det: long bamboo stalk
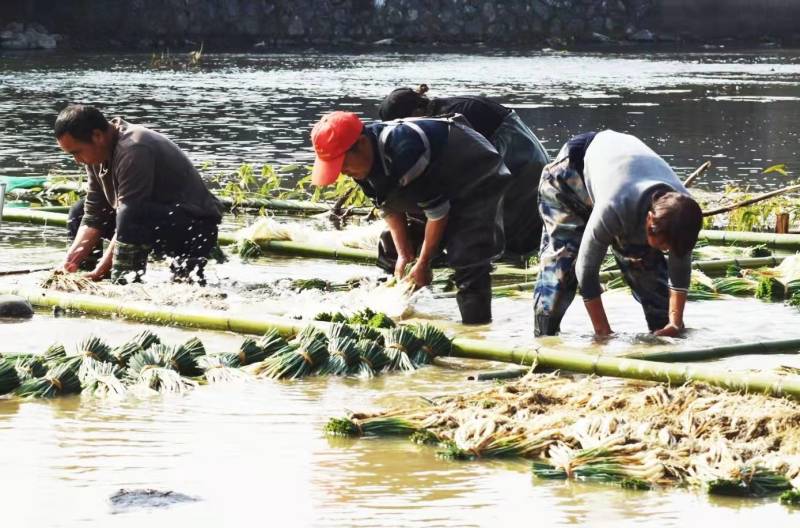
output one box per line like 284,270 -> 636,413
6,286 -> 800,400
437,256 -> 785,299
448,338 -> 800,399
217,195 -> 371,215
2,209 -> 377,263
703,183 -> 800,217
0,208 -> 69,227
1,286 -> 309,338
699,230 -> 800,250
622,338 -> 800,363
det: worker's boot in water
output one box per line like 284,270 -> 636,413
170,257 -> 207,286
111,242 -> 150,285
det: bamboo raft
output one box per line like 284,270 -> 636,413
4,285 -> 800,400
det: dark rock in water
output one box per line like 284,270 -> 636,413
109,489 -> 199,513
0,295 -> 34,319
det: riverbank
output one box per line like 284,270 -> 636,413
2,0 -> 800,52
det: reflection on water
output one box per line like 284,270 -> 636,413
1,49 -> 799,192
3,48 -> 800,527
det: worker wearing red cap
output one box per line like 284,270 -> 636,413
310,111 -> 513,325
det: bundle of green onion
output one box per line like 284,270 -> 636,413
256,327 -> 329,380
356,340 -> 391,378
319,324 -> 360,376
0,360 -> 21,395
14,355 -> 47,381
79,358 -> 126,397
707,465 -> 793,497
16,363 -> 82,398
324,414 -> 422,438
383,327 -> 421,371
755,275 -> 785,302
712,276 -> 757,297
409,323 -> 451,365
125,349 -> 196,393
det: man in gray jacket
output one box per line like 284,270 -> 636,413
55,105 -> 223,284
533,130 -> 703,338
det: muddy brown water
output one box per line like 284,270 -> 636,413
2,49 -> 800,526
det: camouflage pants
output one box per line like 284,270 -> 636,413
533,149 -> 669,336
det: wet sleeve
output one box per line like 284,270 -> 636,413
80,167 -> 114,229
667,252 -> 691,292
115,145 -> 155,206
575,207 -> 620,300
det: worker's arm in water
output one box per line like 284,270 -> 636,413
85,235 -> 116,281
384,211 -> 415,277
653,289 -> 687,337
63,224 -> 102,272
576,208 -> 620,337
584,296 -> 613,336
410,214 -> 448,288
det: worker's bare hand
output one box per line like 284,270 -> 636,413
83,268 -> 108,282
408,260 -> 433,289
653,323 -> 684,337
62,261 -> 79,273
395,254 -> 413,278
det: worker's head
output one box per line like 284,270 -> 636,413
645,191 -> 703,257
54,105 -> 113,165
378,84 -> 430,121
311,111 -> 373,185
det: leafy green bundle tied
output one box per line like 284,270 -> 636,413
16,363 -> 81,398
0,360 -> 21,395
707,466 -> 793,497
256,327 -> 329,380
409,323 -> 451,365
383,327 -> 422,371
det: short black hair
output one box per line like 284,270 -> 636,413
54,105 -> 109,142
649,191 -> 703,257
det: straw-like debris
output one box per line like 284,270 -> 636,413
325,372 -> 800,501
41,269 -> 103,294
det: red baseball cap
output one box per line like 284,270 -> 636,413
310,111 -> 364,186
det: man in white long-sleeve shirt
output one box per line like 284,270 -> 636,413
533,130 -> 703,338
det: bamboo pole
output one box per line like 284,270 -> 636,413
6,286 -> 800,400
684,161 -> 711,188
0,208 -> 69,227
448,338 -> 800,400
1,286 -> 310,338
699,230 -> 800,250
2,209 -> 377,264
703,183 -> 800,217
466,367 -> 531,381
436,256 -> 785,299
622,338 -> 800,363
0,266 -> 52,277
